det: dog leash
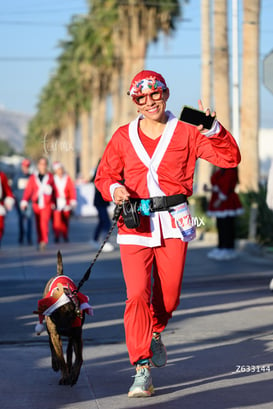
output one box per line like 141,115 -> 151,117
76,204 -> 123,292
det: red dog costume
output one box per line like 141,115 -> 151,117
35,275 -> 93,334
95,70 -> 241,365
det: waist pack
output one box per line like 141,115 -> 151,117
120,194 -> 187,229
122,200 -> 140,229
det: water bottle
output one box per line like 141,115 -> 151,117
169,202 -> 196,242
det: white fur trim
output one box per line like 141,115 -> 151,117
43,293 -> 71,316
117,111 -> 184,247
35,323 -> 45,335
4,196 -> 15,210
202,120 -> 220,136
80,302 -> 94,316
110,183 -> 123,201
0,204 -> 6,216
218,192 -> 227,201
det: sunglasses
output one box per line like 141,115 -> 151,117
132,89 -> 164,106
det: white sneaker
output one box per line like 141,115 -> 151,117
207,248 -> 222,259
102,242 -> 114,252
214,249 -> 238,260
128,365 -> 154,398
269,278 -> 273,292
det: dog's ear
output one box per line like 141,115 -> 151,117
52,283 -> 64,299
57,251 -> 63,276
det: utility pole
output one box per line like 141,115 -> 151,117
196,0 -> 213,196
232,0 -> 240,144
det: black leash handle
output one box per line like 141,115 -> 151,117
76,205 -> 123,292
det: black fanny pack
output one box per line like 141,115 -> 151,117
121,194 -> 187,229
122,200 -> 140,229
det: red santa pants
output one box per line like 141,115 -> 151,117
120,237 -> 188,365
32,204 -> 52,244
52,210 -> 70,239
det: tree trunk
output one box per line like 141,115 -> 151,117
90,72 -> 107,170
60,118 -> 76,180
119,4 -> 147,125
110,68 -> 122,135
239,0 -> 260,192
196,0 -> 213,195
79,109 -> 91,181
57,127 -> 67,170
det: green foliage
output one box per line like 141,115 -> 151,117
189,195 -> 216,232
236,186 -> 273,245
190,189 -> 273,246
26,0 -> 183,155
0,140 -> 15,156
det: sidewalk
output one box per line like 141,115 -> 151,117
1,212 -> 273,409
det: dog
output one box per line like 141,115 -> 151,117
34,251 -> 93,386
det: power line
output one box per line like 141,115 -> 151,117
0,20 -> 65,27
0,55 -> 201,62
0,53 -> 269,62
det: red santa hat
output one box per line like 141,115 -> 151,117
22,158 -> 31,168
52,161 -> 63,171
128,70 -> 168,96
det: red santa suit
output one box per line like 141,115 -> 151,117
21,172 -> 55,245
95,111 -> 241,365
207,167 -> 243,251
0,172 -> 15,241
207,167 -> 243,217
53,172 -> 77,241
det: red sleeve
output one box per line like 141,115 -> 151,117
22,175 -> 35,202
49,173 -> 57,205
67,176 -> 77,201
95,127 -> 127,201
1,172 -> 14,198
195,124 -> 241,168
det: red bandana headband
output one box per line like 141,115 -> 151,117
129,70 -> 168,96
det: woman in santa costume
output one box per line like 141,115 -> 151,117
95,70 -> 241,397
21,157 -> 56,251
205,167 -> 244,260
0,171 -> 15,245
52,162 -> 77,243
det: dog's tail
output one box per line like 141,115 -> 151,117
57,250 -> 64,276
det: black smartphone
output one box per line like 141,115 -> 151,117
180,106 -> 215,129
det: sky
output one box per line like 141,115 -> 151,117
1,0 -> 273,129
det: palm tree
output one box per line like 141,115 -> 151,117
239,0 -> 261,192
26,0 -> 183,177
60,15 -> 94,180
113,0 -> 181,125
